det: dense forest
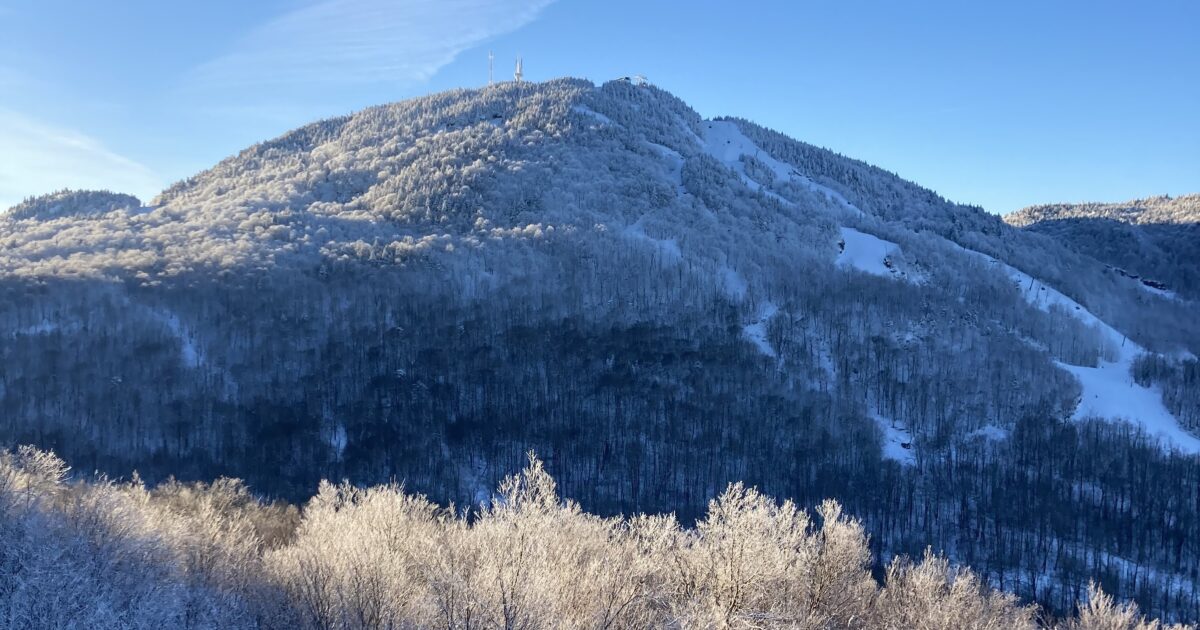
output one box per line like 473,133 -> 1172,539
0,446 -> 1190,629
1,78 -> 1198,622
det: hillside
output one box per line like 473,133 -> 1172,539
4,189 -> 143,221
2,78 -> 1199,620
1007,194 -> 1200,227
1006,195 -> 1200,300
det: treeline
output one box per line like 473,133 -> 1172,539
1,446 -> 1188,629
1135,355 -> 1200,433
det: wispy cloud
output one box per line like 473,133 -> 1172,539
0,109 -> 162,210
188,0 -> 556,90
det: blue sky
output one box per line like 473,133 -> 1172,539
1,0 -> 1197,214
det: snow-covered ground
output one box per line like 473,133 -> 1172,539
1138,281 -> 1180,301
623,220 -> 681,262
836,227 -> 902,279
872,413 -> 916,465
156,309 -> 203,368
684,114 -> 1197,458
718,265 -> 748,302
953,244 -> 1123,349
954,243 -> 1200,455
645,142 -> 686,198
742,301 -> 778,359
572,105 -> 613,125
1058,359 -> 1200,454
698,120 -> 864,217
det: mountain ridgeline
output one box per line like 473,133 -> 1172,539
1006,194 -> 1200,301
2,78 -> 1199,621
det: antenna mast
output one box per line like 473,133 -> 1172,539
514,57 -> 523,83
488,51 -> 494,86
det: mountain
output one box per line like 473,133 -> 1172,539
4,189 -> 143,221
1008,194 -> 1200,227
1006,194 -> 1200,300
2,78 -> 1199,620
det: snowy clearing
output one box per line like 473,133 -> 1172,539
718,265 -> 747,302
872,413 -> 915,465
836,227 -> 903,279
742,301 -> 778,358
1059,359 -> 1200,454
623,221 -> 681,262
572,105 -> 613,125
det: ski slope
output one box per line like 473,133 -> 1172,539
836,227 -> 901,279
698,120 -> 865,217
1058,359 -> 1200,454
955,243 -> 1200,455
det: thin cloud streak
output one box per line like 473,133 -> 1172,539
0,109 -> 162,211
188,0 -> 557,90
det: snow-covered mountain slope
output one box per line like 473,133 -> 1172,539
1007,194 -> 1200,227
4,189 -> 142,221
1005,195 -> 1200,301
2,76 -> 1195,466
2,78 -> 1199,620
699,119 -> 863,218
836,227 -> 916,281
948,241 -> 1199,453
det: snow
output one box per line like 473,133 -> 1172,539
572,105 -> 613,125
11,319 -> 64,337
158,310 -> 201,368
952,242 -> 1200,455
836,227 -> 901,279
968,425 -> 1009,441
697,120 -> 865,217
813,335 -> 837,388
1139,282 -> 1180,301
742,301 -> 778,358
953,244 -> 1126,352
1058,359 -> 1200,454
872,413 -> 915,465
624,220 -> 681,261
646,142 -> 686,198
718,265 -> 747,302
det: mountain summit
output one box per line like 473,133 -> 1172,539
2,78 -> 1199,619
